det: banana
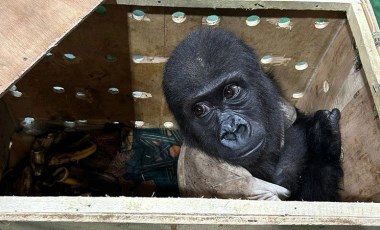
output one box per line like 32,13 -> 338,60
49,142 -> 97,165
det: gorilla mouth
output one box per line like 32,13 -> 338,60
233,137 -> 266,159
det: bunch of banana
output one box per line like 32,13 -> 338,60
49,142 -> 97,165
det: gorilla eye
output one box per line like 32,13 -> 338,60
223,84 -> 240,99
192,103 -> 209,117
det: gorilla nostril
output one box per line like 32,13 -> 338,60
223,132 -> 236,141
236,124 -> 247,134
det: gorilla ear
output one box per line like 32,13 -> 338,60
279,97 -> 297,130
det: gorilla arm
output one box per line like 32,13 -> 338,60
178,143 -> 290,200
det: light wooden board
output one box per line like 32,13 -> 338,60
0,197 -> 379,226
1,222 -> 379,230
0,0 -> 103,98
347,3 -> 380,116
117,0 -> 356,11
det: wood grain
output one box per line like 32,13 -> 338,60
4,7 -> 346,128
0,197 -> 379,225
0,0 -> 103,97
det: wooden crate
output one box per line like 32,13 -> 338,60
0,0 -> 379,228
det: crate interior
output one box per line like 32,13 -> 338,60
0,4 -> 379,201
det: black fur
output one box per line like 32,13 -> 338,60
163,28 -> 343,201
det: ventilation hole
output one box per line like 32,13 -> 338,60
292,92 -> 304,99
10,85 -> 17,91
132,91 -> 152,99
246,15 -> 260,26
64,53 -> 76,60
95,5 -> 106,14
45,52 -> 53,57
132,10 -> 145,21
52,86 -> 65,94
22,117 -> 35,126
172,11 -> 186,23
105,54 -> 117,62
77,120 -> 88,125
206,15 -> 220,25
323,81 -> 330,93
260,55 -> 273,64
64,121 -> 76,128
163,121 -> 174,129
315,18 -> 329,29
76,92 -> 87,99
295,61 -> 308,70
132,55 -> 144,63
11,90 -> 22,97
135,121 -> 145,127
278,17 -> 290,27
108,87 -> 120,94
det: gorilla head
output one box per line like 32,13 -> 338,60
163,28 -> 284,167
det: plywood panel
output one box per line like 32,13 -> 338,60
339,85 -> 380,202
4,5 -> 136,125
0,0 -> 103,97
5,6 -> 346,128
296,22 -> 356,111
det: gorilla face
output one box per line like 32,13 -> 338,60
163,28 -> 283,165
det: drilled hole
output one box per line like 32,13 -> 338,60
132,55 -> 144,63
95,5 -> 106,14
52,86 -> 65,94
11,90 -> 22,97
163,121 -> 174,128
64,53 -> 76,60
135,121 -> 145,127
22,117 -> 35,126
64,121 -> 76,128
108,87 -> 120,94
295,61 -> 308,71
77,120 -> 88,125
260,55 -> 273,64
246,15 -> 260,26
172,11 -> 186,23
132,10 -> 145,21
76,92 -> 87,99
206,15 -> 220,25
105,54 -> 117,62
132,91 -> 152,99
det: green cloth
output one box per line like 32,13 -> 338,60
371,0 -> 380,26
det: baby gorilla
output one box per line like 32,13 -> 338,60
163,28 -> 343,201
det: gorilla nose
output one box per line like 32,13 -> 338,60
220,115 -> 249,146
222,124 -> 246,141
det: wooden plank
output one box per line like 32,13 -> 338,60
0,197 -> 379,226
1,222 -> 379,230
0,0 -> 103,97
296,22 -> 356,111
339,84 -> 380,202
347,3 -> 380,116
117,0 -> 356,11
